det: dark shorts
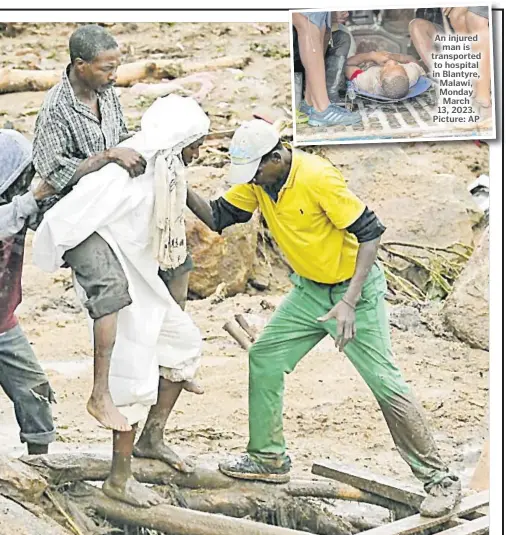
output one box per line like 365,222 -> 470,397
158,253 -> 194,285
63,232 -> 193,320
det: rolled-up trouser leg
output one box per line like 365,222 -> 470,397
63,232 -> 132,320
323,265 -> 453,489
0,324 -> 56,445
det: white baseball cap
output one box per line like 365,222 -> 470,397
227,120 -> 280,185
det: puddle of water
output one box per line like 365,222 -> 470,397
42,358 -> 91,378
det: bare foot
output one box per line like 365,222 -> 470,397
182,380 -> 204,395
133,439 -> 196,473
87,393 -> 131,432
103,476 -> 165,507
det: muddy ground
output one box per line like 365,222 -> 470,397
0,22 -> 488,498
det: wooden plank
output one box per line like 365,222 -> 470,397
438,516 -> 489,535
312,460 -> 426,508
358,491 -> 489,535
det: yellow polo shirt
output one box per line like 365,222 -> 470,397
223,149 -> 365,284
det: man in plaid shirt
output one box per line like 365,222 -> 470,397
33,25 -> 147,439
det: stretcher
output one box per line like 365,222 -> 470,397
346,75 -> 433,107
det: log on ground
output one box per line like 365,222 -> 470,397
0,57 -> 252,94
70,481 -> 337,535
21,452 -> 413,514
20,454 -> 407,534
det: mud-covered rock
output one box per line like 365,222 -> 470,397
0,455 -> 47,502
443,228 -> 489,350
186,166 -> 259,298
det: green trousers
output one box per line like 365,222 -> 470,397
247,264 -> 451,489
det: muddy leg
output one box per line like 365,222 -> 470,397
27,444 -> 49,454
87,313 -> 131,432
63,233 -> 132,432
166,271 -> 204,396
103,425 -> 165,507
134,378 -> 195,472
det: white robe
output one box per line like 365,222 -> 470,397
32,96 -> 205,424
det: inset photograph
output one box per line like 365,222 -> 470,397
291,7 -> 495,144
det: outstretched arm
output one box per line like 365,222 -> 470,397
187,184 -> 254,233
187,185 -> 217,231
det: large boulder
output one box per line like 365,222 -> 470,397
443,228 -> 489,350
186,166 -> 259,298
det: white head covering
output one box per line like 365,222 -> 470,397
0,129 -> 32,196
148,95 -> 210,270
141,94 -> 210,154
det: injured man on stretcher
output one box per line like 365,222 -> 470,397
345,51 -> 425,99
33,95 -> 210,507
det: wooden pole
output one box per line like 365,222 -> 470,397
73,482 -> 314,535
234,314 -> 257,341
223,320 -> 252,350
0,57 -> 252,94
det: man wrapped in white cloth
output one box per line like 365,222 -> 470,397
33,94 -> 210,508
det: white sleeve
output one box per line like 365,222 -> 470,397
0,192 -> 38,240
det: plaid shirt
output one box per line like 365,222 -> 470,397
33,66 -> 128,192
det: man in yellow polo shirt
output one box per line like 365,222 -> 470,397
186,120 -> 461,518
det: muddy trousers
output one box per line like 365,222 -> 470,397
247,264 -> 453,490
0,324 -> 56,445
